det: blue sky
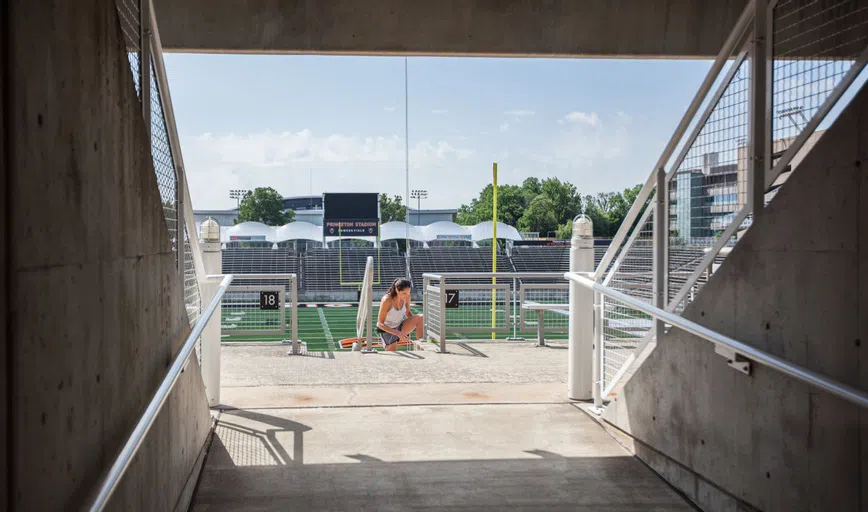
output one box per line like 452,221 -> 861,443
164,54 -> 719,210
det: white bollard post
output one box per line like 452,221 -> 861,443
200,219 -> 222,407
568,216 -> 594,400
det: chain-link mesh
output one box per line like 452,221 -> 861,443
115,0 -> 142,97
148,62 -> 179,260
605,205 -> 655,302
183,230 -> 202,325
600,296 -> 653,395
667,56 -> 749,312
772,0 -> 868,155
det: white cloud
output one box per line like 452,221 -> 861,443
184,129 -> 474,210
504,109 -> 535,117
384,106 -> 396,112
431,109 -> 448,115
564,111 -> 600,126
499,123 -> 510,132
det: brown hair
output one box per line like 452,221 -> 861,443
387,278 -> 412,298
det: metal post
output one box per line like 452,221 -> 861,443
568,217 -> 594,400
654,168 -> 667,341
291,276 -> 299,354
749,0 -> 769,218
139,0 -> 151,132
423,276 -> 430,340
201,232 -> 222,406
592,292 -> 603,409
439,277 -> 447,352
536,310 -> 546,347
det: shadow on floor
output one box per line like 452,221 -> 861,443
192,410 -> 692,511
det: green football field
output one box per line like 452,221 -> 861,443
221,304 -> 568,351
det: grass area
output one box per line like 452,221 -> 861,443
221,304 -> 567,351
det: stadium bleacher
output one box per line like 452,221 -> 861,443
409,247 -> 511,289
300,248 -> 406,297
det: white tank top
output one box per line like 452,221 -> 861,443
383,297 -> 406,328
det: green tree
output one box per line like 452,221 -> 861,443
236,187 -> 294,226
379,194 -> 407,223
556,220 -> 573,240
456,184 -> 527,227
518,195 -> 558,234
540,178 -> 582,225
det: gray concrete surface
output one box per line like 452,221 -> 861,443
154,0 -> 749,58
603,83 -> 868,510
221,341 -> 568,388
193,403 -> 694,511
7,0 -> 211,509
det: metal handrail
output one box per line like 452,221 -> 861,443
85,274 -> 235,512
566,271 -> 868,409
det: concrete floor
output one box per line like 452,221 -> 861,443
194,343 -> 692,511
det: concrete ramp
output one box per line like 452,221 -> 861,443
192,400 -> 692,511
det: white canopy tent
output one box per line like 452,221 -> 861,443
470,221 -> 523,242
274,221 -> 323,243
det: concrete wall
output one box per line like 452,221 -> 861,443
153,0 -> 749,58
8,1 -> 211,510
1,2 -> 8,509
603,82 -> 868,511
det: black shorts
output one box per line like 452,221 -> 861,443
379,322 -> 406,346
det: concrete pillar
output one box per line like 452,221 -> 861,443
200,219 -> 222,406
568,216 -> 594,400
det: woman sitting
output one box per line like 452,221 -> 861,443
376,278 -> 424,351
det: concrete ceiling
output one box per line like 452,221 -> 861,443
153,0 -> 751,58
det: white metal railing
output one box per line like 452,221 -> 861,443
567,272 -> 868,410
219,273 -> 301,354
590,0 -> 868,398
422,272 -> 568,351
85,275 -> 234,512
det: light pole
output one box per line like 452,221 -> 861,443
229,189 -> 249,208
410,189 -> 428,226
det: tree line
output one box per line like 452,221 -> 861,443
455,177 -> 642,239
233,182 -> 642,240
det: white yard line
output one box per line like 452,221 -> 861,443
318,307 -> 337,351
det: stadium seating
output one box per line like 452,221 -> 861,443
300,248 -> 406,296
408,247 -> 511,288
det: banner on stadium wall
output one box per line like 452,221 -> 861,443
435,234 -> 472,241
229,235 -> 267,241
323,193 -> 379,237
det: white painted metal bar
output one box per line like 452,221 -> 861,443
653,168 -> 667,342
749,0 -> 769,218
422,272 -> 563,280
86,275 -> 234,512
592,292 -> 603,408
566,272 -> 868,409
594,2 -> 755,281
765,43 -> 868,189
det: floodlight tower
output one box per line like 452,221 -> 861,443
410,189 -> 428,226
229,189 -> 249,208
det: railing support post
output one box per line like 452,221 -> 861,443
423,275 -> 430,340
592,292 -> 603,408
439,277 -> 447,353
568,217 -> 595,400
749,0 -> 769,218
654,168 -> 668,340
201,235 -> 222,406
